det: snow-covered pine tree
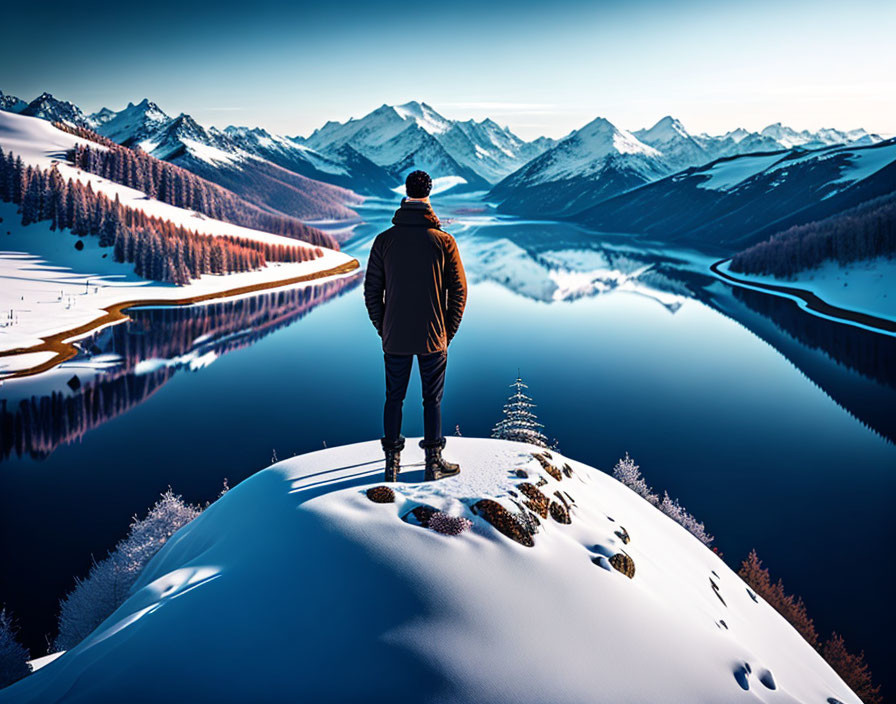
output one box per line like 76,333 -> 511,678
491,375 -> 548,447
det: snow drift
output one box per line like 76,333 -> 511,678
0,438 -> 859,703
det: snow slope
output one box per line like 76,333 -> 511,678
0,438 -> 859,703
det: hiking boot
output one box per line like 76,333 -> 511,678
382,436 -> 405,482
422,441 -> 460,481
384,447 -> 401,482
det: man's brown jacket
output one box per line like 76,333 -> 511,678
364,199 -> 467,355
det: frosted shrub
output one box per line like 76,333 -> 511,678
612,453 -> 658,505
428,512 -> 472,536
55,490 -> 201,651
612,454 -> 713,546
658,492 -> 714,546
0,609 -> 30,688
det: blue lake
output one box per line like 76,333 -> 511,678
1,194 -> 894,693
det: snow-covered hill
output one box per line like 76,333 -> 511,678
0,438 -> 859,703
0,111 -> 357,374
577,138 -> 896,247
302,101 -> 553,189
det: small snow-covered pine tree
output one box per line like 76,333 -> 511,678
491,375 -> 548,447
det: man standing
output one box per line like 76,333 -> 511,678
364,170 -> 467,482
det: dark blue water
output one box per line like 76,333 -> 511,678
1,194 -> 894,694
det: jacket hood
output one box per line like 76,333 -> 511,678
392,198 -> 441,228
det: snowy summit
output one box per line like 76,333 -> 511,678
1,438 -> 859,703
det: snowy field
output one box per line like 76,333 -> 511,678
719,257 -> 896,323
1,438 -> 859,703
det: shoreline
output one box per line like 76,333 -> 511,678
0,258 -> 360,380
709,258 -> 896,336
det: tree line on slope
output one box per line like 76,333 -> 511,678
612,450 -> 882,701
0,147 -> 324,285
739,550 -> 882,703
729,191 -> 896,278
57,122 -> 338,250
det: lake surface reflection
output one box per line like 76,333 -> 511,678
1,194 -> 893,693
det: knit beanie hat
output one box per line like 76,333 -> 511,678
405,170 -> 432,198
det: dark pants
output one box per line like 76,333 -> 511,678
383,350 -> 447,450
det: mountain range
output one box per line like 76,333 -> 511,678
1,89 -> 889,236
488,115 -> 885,218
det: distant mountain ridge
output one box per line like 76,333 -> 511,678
488,114 -> 886,218
1,89 -> 888,223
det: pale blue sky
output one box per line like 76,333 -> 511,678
3,0 -> 894,140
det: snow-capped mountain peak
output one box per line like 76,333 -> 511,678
393,100 -> 453,135
302,101 -> 553,188
574,117 -> 660,158
0,90 -> 28,114
760,122 -> 812,149
20,92 -> 90,128
93,98 -> 171,146
722,127 -> 751,143
636,115 -> 690,144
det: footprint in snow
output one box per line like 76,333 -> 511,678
592,555 -> 612,571
588,543 -> 615,558
710,577 -> 727,607
733,663 -> 750,690
758,668 -> 776,690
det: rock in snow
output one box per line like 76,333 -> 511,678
0,438 -> 859,703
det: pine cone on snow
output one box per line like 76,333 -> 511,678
518,483 -> 551,518
533,453 -> 564,481
609,552 -> 636,578
366,486 -> 395,504
549,500 -> 571,524
472,499 -> 535,547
